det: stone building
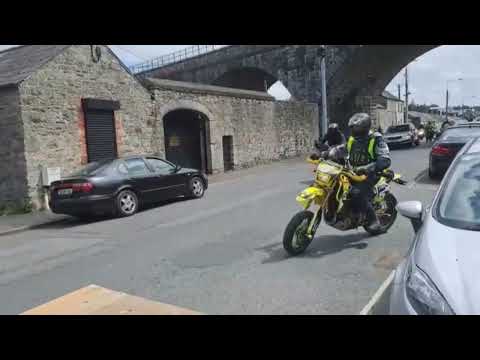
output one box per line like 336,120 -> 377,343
372,91 -> 405,130
0,45 -> 318,211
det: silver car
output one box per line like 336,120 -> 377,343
384,124 -> 419,147
390,137 -> 480,315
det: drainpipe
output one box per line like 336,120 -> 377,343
319,45 -> 328,137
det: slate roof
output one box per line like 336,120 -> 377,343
382,90 -> 403,102
0,45 -> 71,88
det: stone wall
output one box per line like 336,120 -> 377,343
148,79 -> 318,173
273,101 -> 319,159
19,45 -> 157,209
14,47 -> 318,210
0,86 -> 29,208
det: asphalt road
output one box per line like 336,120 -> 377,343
0,143 -> 439,314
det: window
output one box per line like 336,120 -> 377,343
435,155 -> 480,230
117,162 -> 129,175
124,158 -> 150,177
146,158 -> 176,175
69,160 -> 112,177
386,125 -> 410,133
439,128 -> 480,142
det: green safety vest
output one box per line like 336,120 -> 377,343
346,136 -> 376,161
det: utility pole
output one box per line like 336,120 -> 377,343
320,45 -> 328,137
404,67 -> 409,124
445,87 -> 449,122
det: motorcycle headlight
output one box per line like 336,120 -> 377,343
406,262 -> 454,315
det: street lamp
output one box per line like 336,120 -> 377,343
446,78 -> 463,122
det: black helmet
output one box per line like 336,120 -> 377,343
348,113 -> 371,138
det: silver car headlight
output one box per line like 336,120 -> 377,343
406,263 -> 454,315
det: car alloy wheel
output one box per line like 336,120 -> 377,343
190,178 -> 205,198
117,190 -> 138,217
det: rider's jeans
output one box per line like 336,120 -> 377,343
350,175 -> 378,217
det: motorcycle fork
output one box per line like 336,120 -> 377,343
306,207 -> 322,239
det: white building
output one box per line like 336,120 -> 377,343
372,91 -> 405,130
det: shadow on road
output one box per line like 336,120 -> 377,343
389,141 -> 430,151
38,197 -> 189,230
257,232 -> 370,264
414,169 -> 442,186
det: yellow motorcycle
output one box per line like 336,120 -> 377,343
283,146 -> 406,256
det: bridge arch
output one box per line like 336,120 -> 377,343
327,45 -> 441,130
211,66 -> 293,99
140,45 -> 445,131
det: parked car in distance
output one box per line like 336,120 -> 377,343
429,123 -> 480,179
384,123 -> 419,148
49,156 -> 208,218
391,137 -> 480,315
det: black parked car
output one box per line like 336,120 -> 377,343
49,156 -> 208,218
429,124 -> 480,179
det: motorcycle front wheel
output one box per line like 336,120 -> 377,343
283,211 -> 315,256
364,193 -> 397,236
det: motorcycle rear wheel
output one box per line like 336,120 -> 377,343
283,211 -> 315,256
364,193 -> 397,236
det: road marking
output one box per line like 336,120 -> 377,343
360,270 -> 395,315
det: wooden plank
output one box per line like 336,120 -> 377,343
22,285 -> 203,315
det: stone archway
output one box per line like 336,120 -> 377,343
158,101 -> 217,174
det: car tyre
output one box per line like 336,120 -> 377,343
115,189 -> 139,217
188,177 -> 205,199
428,167 -> 438,180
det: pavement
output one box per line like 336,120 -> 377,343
0,212 -> 68,237
0,144 -> 440,315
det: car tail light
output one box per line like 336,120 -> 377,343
431,145 -> 452,156
72,183 -> 94,193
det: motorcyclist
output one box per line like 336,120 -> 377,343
315,123 -> 346,151
345,113 -> 391,232
425,120 -> 436,143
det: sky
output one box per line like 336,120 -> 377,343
1,45 -> 479,105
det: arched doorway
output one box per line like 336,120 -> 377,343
163,109 -> 211,174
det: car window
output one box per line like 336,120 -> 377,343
439,127 -> 480,142
117,161 -> 129,175
435,155 -> 480,230
69,160 -> 112,177
147,158 -> 176,175
387,125 -> 410,133
124,158 -> 150,177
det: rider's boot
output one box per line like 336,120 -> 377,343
366,204 -> 382,232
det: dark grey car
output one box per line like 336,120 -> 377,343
49,156 -> 208,218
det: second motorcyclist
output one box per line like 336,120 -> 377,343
314,123 -> 346,152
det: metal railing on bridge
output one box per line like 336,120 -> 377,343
130,45 -> 229,74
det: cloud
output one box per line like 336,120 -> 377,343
387,45 -> 480,106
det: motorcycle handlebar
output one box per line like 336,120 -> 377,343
306,158 -> 406,185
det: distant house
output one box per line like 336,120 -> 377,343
372,91 -> 405,130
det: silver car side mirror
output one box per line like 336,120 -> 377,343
397,201 -> 423,233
